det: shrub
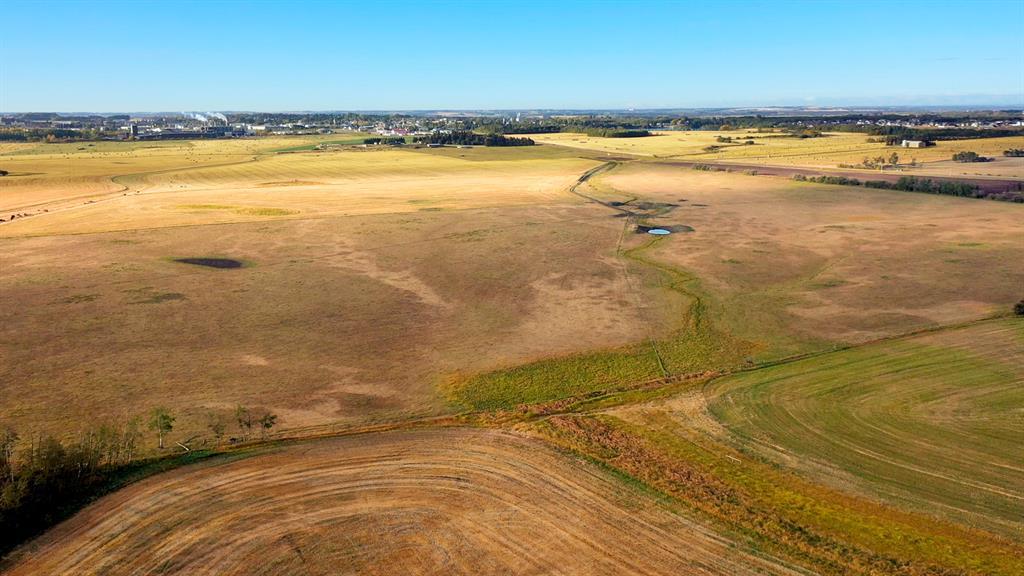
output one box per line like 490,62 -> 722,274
952,151 -> 990,163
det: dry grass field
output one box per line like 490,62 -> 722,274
0,138 -> 318,213
598,162 -> 1023,348
0,147 -> 595,236
526,131 -> 1024,172
0,142 -> 654,441
1,429 -> 799,576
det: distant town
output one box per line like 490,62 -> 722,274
0,108 -> 1021,143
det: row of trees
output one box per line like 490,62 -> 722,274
363,137 -> 406,146
1,405 -> 278,556
0,129 -> 118,142
413,131 -> 535,147
571,127 -> 650,138
1002,148 -> 1023,157
794,173 -> 1022,202
851,153 -> 906,169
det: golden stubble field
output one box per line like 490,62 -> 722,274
0,138 -> 313,213
2,428 -> 800,576
526,130 -> 1024,176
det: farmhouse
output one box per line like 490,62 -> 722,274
901,140 -> 926,148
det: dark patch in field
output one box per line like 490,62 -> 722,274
57,294 -> 99,304
635,224 -> 695,234
174,258 -> 244,269
132,292 -> 186,304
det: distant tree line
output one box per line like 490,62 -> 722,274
873,126 -> 1023,143
0,405 -> 278,556
1003,148 -> 1024,157
413,132 -> 535,146
363,137 -> 406,145
570,127 -> 651,138
0,129 -> 115,142
793,174 -> 1023,202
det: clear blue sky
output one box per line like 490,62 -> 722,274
2,0 -> 1022,112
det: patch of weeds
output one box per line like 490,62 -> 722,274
177,204 -> 236,211
124,287 -> 186,304
234,207 -> 297,217
444,229 -> 489,242
134,292 -> 185,304
58,293 -> 99,304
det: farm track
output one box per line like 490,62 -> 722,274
2,429 -> 800,576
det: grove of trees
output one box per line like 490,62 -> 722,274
952,151 -> 990,163
413,131 -> 535,147
1,405 -> 279,556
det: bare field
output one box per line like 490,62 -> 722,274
1,428 -> 798,576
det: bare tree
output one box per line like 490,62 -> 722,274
208,413 -> 226,445
235,405 -> 253,441
1,427 -> 18,483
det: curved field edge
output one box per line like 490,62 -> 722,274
529,411 -> 1024,576
1,428 -> 799,576
705,317 -> 1024,538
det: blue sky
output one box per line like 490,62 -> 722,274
2,0 -> 1022,112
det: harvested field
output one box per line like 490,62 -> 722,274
528,131 -> 1024,170
0,147 -> 595,237
1,429 -> 798,576
0,138 -> 312,214
707,318 -> 1024,538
